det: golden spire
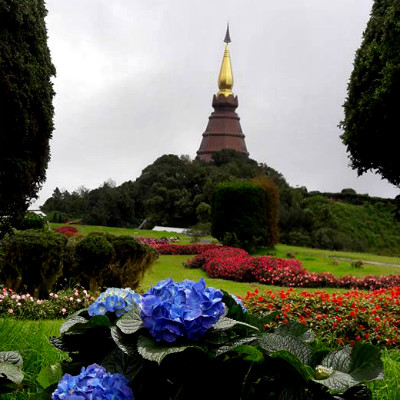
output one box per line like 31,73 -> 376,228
218,24 -> 234,97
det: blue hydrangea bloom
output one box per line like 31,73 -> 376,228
140,278 -> 226,342
52,364 -> 134,399
230,293 -> 248,313
89,288 -> 141,318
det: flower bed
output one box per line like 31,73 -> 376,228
136,236 -> 170,245
0,286 -> 93,319
53,226 -> 79,237
244,287 -> 400,348
185,246 -> 400,290
151,243 -> 220,255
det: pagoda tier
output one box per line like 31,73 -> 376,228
196,93 -> 249,162
196,25 -> 249,162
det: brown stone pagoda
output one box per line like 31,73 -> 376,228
196,25 -> 249,162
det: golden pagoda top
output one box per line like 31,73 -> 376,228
217,24 -> 234,97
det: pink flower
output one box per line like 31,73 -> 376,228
8,309 -> 14,314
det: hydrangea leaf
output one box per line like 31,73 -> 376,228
270,350 -> 314,381
274,321 -> 315,343
212,316 -> 259,332
116,308 -> 143,335
321,346 -> 352,373
259,333 -> 311,364
314,370 -> 357,392
234,345 -> 264,363
0,363 -> 24,385
36,363 -> 63,389
110,327 -> 138,356
215,336 -> 258,356
59,315 -> 88,335
137,335 -> 201,365
0,351 -> 23,369
61,315 -> 110,335
349,343 -> 383,382
101,348 -> 143,381
316,344 -> 383,393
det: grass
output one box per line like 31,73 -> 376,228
0,318 -> 65,399
139,255 -> 273,297
255,244 -> 400,277
368,349 -> 400,399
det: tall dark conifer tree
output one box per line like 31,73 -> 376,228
0,0 -> 55,235
340,0 -> 400,188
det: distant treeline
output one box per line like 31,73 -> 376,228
41,151 -> 400,255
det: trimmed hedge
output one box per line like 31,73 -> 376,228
211,181 -> 272,252
62,232 -> 158,291
0,230 -> 67,298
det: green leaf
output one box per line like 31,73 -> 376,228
59,315 -> 88,335
0,351 -> 23,369
275,321 -> 315,343
101,348 -> 143,381
315,344 -> 383,393
110,327 -> 138,356
62,315 -> 110,335
215,336 -> 258,356
116,308 -> 143,335
0,363 -> 24,385
36,363 -> 63,389
137,335 -> 201,365
234,345 -> 264,363
271,350 -> 314,381
322,346 -> 352,373
259,333 -> 311,364
315,370 -> 357,393
349,343 -> 383,383
212,316 -> 259,332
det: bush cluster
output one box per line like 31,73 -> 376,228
0,231 -> 158,297
0,230 -> 67,298
185,246 -> 400,290
244,287 -> 400,349
62,232 -> 158,292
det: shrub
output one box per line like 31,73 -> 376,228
106,235 -> 158,289
63,233 -> 158,292
211,181 -> 269,252
74,233 -> 115,290
0,230 -> 66,298
251,176 -> 280,247
14,211 -> 47,230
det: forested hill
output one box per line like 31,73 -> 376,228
41,151 -> 400,255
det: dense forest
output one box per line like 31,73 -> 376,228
41,151 -> 400,255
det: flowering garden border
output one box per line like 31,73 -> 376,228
184,246 -> 400,291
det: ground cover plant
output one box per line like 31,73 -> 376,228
244,287 -> 400,349
0,286 -> 94,319
35,279 -> 383,399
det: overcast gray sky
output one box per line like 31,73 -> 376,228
33,0 -> 399,207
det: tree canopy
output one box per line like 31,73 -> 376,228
0,0 -> 55,234
340,0 -> 400,187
